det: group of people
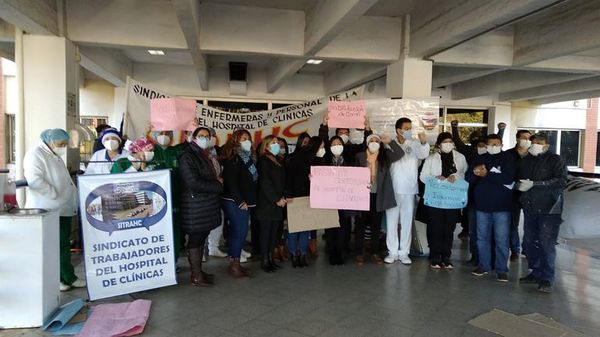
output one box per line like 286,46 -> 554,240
23,114 -> 567,293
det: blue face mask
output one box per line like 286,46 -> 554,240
269,143 -> 281,156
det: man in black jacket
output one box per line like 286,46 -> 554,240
517,133 -> 567,293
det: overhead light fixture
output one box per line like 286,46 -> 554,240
148,50 -> 165,55
306,59 -> 323,65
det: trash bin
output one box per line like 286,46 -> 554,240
0,208 -> 60,328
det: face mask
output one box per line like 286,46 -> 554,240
339,134 -> 349,144
368,142 -> 380,153
528,144 -> 546,156
104,139 -> 120,151
316,148 -> 326,158
487,145 -> 501,155
519,139 -> 532,149
477,147 -> 487,155
331,145 -> 344,156
441,143 -> 454,153
144,151 -> 154,161
240,140 -> 252,152
402,130 -> 413,140
195,137 -> 209,149
54,146 -> 67,156
157,135 -> 171,146
185,134 -> 193,143
269,143 -> 281,156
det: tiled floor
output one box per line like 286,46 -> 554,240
3,237 -> 600,337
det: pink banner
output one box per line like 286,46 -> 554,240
150,98 -> 196,131
310,166 -> 370,211
327,100 -> 366,129
77,300 -> 151,337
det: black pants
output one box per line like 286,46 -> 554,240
260,220 -> 279,258
251,208 -> 260,255
426,206 -> 460,263
186,230 -> 210,249
326,212 -> 351,260
355,193 -> 382,255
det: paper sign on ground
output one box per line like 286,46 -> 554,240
78,170 -> 176,300
310,166 -> 370,211
150,98 -> 196,131
328,100 -> 366,128
287,197 -> 340,233
423,177 -> 469,209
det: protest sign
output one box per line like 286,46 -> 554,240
287,197 -> 340,233
423,177 -> 469,209
328,100 -> 366,129
310,166 -> 370,211
150,98 -> 196,131
78,170 -> 176,300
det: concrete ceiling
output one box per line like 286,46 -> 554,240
1,0 -> 600,104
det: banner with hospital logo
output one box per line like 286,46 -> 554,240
78,170 -> 176,300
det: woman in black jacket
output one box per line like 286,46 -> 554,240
220,129 -> 257,278
256,135 -> 288,272
178,127 -> 223,287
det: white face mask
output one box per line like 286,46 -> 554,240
528,143 -> 546,156
195,137 -> 209,149
316,148 -> 326,158
402,129 -> 413,140
441,143 -> 454,153
368,142 -> 380,153
331,145 -> 344,156
518,139 -> 532,149
339,134 -> 349,144
157,135 -> 171,146
240,140 -> 252,152
487,145 -> 502,155
477,147 -> 487,155
144,151 -> 154,161
54,146 -> 67,156
103,139 -> 120,151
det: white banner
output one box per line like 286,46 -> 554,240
125,78 -> 439,146
78,170 -> 176,300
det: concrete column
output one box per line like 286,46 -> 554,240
582,97 -> 598,172
0,60 -> 4,167
385,58 -> 432,98
23,35 -> 79,172
488,103 -> 513,149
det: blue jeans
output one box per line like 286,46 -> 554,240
523,214 -> 562,283
476,211 -> 510,273
223,200 -> 250,259
288,231 -> 309,255
510,205 -> 521,254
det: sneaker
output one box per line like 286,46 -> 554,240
538,280 -> 553,293
240,255 -> 248,263
60,282 -> 71,292
443,262 -> 454,270
241,250 -> 252,258
519,273 -> 540,284
471,267 -> 488,276
384,254 -> 397,264
510,252 -> 519,262
71,279 -> 87,288
497,273 -> 509,282
209,248 -> 228,258
430,262 -> 443,269
399,255 -> 412,265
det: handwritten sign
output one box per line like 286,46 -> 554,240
328,100 -> 366,129
150,98 -> 196,131
423,177 -> 469,209
287,197 -> 340,233
310,166 -> 370,211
